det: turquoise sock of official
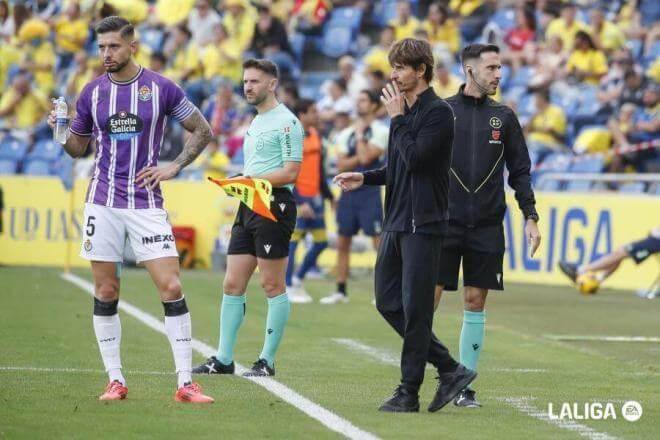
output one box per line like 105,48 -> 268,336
216,294 -> 246,365
459,310 -> 486,388
259,292 -> 290,368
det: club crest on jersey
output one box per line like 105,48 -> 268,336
84,239 -> 93,252
106,111 -> 143,140
489,117 -> 502,129
138,85 -> 152,102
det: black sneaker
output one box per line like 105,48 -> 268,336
428,364 -> 477,412
242,358 -> 275,377
378,385 -> 420,413
558,262 -> 578,283
192,356 -> 235,374
454,388 -> 482,408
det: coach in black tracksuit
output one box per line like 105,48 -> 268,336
433,44 -> 541,408
334,38 -> 476,413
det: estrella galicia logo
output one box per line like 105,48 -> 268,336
105,111 -> 143,140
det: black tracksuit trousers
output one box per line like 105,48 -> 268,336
374,231 -> 458,392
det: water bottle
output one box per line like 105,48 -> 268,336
53,97 -> 69,144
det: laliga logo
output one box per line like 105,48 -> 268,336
547,401 -> 642,422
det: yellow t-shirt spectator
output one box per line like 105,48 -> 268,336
0,87 -> 50,129
106,0 -> 148,24
22,41 -> 56,95
156,0 -> 195,26
222,10 -> 256,51
201,41 -> 242,84
422,19 -> 460,54
195,149 -> 230,180
432,74 -> 461,98
0,45 -> 21,99
566,49 -> 608,85
545,18 -> 589,51
363,46 -> 391,75
647,57 -> 660,83
165,44 -> 202,83
449,0 -> 483,17
528,104 -> 567,147
53,17 -> 89,53
388,17 -> 420,41
593,21 -> 626,52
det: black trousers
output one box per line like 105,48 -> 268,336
375,231 -> 458,392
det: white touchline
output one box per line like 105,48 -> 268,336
332,338 -> 548,373
61,273 -> 379,440
502,398 -> 618,440
546,335 -> 660,343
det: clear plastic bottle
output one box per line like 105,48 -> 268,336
53,97 -> 69,144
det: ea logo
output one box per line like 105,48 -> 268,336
621,401 -> 642,422
489,117 -> 502,129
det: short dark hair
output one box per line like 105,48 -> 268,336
332,77 -> 347,92
95,16 -> 134,39
388,38 -> 434,83
243,58 -> 279,78
575,30 -> 596,49
534,88 -> 550,102
461,44 -> 500,66
360,89 -> 381,106
294,98 -> 316,116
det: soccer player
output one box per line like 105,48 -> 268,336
335,38 -> 475,413
194,59 -> 303,377
559,226 -> 660,298
435,44 -> 541,408
285,99 -> 333,304
47,16 -> 214,403
320,90 -> 388,305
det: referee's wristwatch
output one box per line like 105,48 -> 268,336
526,213 -> 539,223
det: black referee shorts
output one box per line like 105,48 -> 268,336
436,222 -> 505,291
228,188 -> 297,259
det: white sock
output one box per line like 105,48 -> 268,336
164,307 -> 193,389
93,314 -> 125,385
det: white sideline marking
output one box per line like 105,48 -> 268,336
61,273 -> 379,440
332,338 -> 548,373
0,366 -> 170,376
546,335 -> 660,343
502,398 -> 618,440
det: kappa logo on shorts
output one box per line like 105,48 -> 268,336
279,203 -> 286,212
635,250 -> 649,260
84,239 -> 93,252
163,243 -> 171,250
263,244 -> 272,254
496,273 -> 502,284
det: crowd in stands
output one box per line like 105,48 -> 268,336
0,0 -> 658,193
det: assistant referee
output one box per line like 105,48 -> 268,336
334,38 -> 476,413
435,44 -> 541,408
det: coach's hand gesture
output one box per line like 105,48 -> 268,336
380,82 -> 404,118
333,172 -> 364,192
525,219 -> 541,257
136,163 -> 181,190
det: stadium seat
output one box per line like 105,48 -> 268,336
489,8 -> 516,32
509,66 -> 534,88
140,28 -> 166,52
565,157 -> 604,192
52,155 -> 74,190
0,137 -> 29,161
28,140 -> 62,161
320,26 -> 353,58
23,159 -> 51,176
0,158 -> 18,175
326,7 -> 363,30
299,71 -> 334,101
618,182 -> 646,193
534,153 -> 572,191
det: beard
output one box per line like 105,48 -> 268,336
105,57 -> 130,73
246,92 -> 266,106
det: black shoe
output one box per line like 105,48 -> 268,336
558,262 -> 578,283
192,356 -> 235,374
428,364 -> 477,412
378,385 -> 420,413
454,388 -> 482,408
242,358 -> 275,377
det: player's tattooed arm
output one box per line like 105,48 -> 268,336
174,108 -> 213,170
137,107 -> 212,190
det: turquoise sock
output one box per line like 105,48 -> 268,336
217,294 -> 246,365
459,310 -> 486,387
259,293 -> 290,368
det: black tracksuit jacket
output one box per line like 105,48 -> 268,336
362,87 -> 454,233
445,86 -> 538,227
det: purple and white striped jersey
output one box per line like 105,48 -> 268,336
70,67 -> 194,209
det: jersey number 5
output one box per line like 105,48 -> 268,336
86,216 -> 96,236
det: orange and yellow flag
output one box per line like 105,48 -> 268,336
208,177 -> 277,222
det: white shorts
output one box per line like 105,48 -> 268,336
80,203 -> 179,263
